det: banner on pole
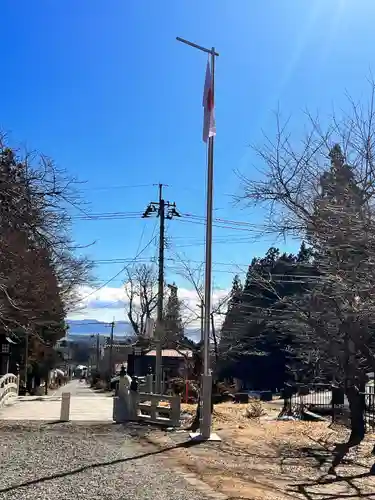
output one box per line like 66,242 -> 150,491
202,60 -> 216,143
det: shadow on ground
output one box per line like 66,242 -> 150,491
278,437 -> 375,499
0,428 -> 202,495
170,430 -> 375,500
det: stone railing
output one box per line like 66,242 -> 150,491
0,373 -> 18,408
137,393 -> 180,427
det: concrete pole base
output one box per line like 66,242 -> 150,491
200,373 -> 212,439
189,431 -> 221,441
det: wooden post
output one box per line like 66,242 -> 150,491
60,392 -> 71,422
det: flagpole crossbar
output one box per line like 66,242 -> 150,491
176,37 -> 219,57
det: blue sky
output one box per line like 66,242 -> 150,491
2,0 -> 375,321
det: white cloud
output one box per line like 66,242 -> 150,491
67,285 -> 229,328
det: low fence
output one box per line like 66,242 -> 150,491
137,393 -> 180,427
0,373 -> 18,408
280,383 -> 375,433
282,384 -> 349,426
364,386 -> 375,432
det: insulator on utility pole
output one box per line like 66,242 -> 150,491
142,183 -> 180,393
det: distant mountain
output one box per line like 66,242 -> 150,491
67,319 -> 133,337
66,319 -> 201,342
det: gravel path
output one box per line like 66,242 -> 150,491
0,422 -> 205,500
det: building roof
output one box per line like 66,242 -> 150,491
104,344 -> 132,350
145,349 -> 193,358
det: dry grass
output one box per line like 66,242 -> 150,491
181,401 -> 280,429
172,402 -> 375,499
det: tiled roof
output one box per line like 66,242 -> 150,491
145,349 -> 193,358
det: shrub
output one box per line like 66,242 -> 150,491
244,400 -> 266,419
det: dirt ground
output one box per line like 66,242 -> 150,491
162,402 -> 375,500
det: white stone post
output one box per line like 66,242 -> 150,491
60,392 -> 71,422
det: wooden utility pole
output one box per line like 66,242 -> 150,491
108,320 -> 115,378
156,183 -> 165,393
91,334 -> 100,372
142,184 -> 180,393
96,334 -> 100,370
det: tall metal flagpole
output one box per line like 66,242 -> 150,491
176,37 -> 219,440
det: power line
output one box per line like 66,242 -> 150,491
92,256 -> 313,270
182,213 -> 261,227
77,228 -> 157,303
81,184 -> 154,192
92,257 -> 243,267
69,209 -> 264,231
66,321 -> 114,326
177,218 -> 259,233
71,212 -> 143,220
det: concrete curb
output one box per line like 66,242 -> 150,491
144,431 -> 228,500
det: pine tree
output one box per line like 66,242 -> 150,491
163,283 -> 184,348
219,274 -> 242,353
219,247 -> 312,390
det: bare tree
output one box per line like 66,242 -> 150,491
124,264 -> 158,336
238,83 -> 375,444
0,137 -> 94,384
173,252 -> 230,352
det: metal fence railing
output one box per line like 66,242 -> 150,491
364,387 -> 375,432
282,383 -> 375,432
282,384 -> 350,426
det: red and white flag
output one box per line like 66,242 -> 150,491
202,60 -> 216,143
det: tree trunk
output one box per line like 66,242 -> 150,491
346,386 -> 366,445
44,372 -> 49,395
190,396 -> 201,432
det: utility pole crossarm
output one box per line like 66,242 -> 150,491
141,183 -> 181,393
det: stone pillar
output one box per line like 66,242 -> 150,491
129,390 -> 139,421
146,374 -> 153,394
60,392 -> 71,422
113,370 -> 130,423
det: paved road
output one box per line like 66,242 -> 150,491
1,380 -> 114,421
52,379 -> 108,397
0,422 -> 206,500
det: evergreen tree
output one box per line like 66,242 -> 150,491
163,283 -> 184,348
219,245 -> 314,390
219,274 -> 242,354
